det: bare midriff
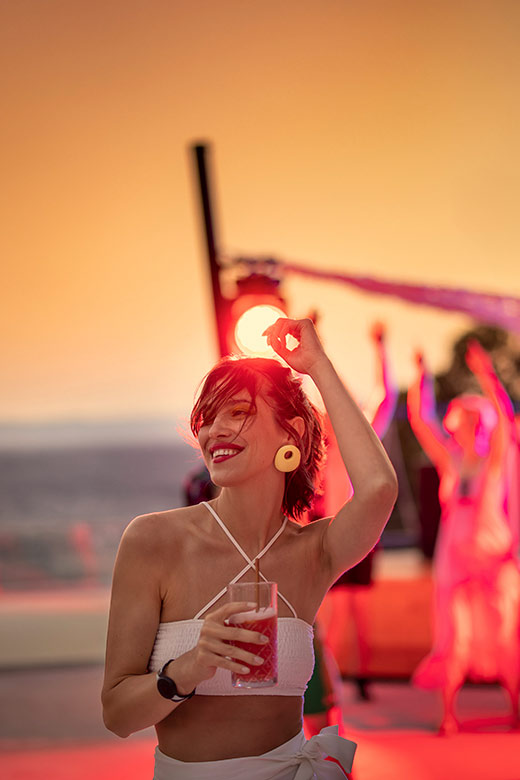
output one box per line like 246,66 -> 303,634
155,694 -> 303,761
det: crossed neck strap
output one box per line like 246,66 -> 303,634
194,501 -> 298,619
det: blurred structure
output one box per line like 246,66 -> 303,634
435,326 -> 520,404
192,144 -> 287,359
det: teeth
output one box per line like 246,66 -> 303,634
212,448 -> 239,458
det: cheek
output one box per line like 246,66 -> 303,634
197,430 -> 209,454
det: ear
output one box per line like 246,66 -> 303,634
287,416 -> 305,442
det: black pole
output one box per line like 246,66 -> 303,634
192,143 -> 228,358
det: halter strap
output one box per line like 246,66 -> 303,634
194,501 -> 298,619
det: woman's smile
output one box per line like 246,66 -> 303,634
199,392 -> 283,479
210,444 -> 244,463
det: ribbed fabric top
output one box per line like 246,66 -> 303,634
148,617 -> 314,696
148,501 -> 315,696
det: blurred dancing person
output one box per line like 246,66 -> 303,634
407,340 -> 520,734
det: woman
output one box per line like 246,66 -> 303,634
407,340 -> 520,735
102,318 -> 398,778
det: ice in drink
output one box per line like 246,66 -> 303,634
229,606 -> 278,687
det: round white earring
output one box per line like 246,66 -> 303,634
274,445 -> 301,472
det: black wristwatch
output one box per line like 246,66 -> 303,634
156,659 -> 196,702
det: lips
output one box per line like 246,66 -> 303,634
210,444 -> 244,463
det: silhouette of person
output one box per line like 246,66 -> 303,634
407,340 -> 520,734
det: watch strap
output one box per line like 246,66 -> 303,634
156,659 -> 196,702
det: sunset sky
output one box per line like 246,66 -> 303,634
3,0 -> 519,431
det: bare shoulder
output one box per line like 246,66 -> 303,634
121,505 -> 198,550
108,506 -> 202,621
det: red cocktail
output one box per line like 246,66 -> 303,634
227,580 -> 278,688
229,607 -> 278,687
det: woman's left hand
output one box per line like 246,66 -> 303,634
263,317 -> 328,375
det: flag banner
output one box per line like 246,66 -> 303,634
279,261 -> 520,333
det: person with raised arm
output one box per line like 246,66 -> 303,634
304,322 -> 398,735
102,317 -> 397,778
407,340 -> 520,735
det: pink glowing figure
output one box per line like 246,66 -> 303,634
407,340 -> 520,734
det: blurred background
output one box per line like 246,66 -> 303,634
1,1 -> 519,778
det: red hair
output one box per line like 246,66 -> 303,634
191,356 -> 324,519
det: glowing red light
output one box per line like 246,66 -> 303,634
234,304 -> 286,356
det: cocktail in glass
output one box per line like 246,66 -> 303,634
227,581 -> 278,688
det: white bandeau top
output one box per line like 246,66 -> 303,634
148,502 -> 315,696
148,617 -> 314,696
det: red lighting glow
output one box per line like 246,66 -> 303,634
234,304 -> 286,356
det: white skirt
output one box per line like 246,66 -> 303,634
153,725 -> 356,779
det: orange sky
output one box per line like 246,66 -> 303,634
2,0 -> 519,426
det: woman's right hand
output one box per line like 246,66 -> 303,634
170,601 -> 269,693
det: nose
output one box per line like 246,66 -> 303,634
207,410 -> 234,439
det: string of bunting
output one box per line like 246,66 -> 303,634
272,259 -> 520,334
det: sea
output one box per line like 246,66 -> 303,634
0,420 -> 203,590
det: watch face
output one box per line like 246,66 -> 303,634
157,674 -> 176,699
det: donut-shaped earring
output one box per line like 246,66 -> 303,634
274,445 -> 301,472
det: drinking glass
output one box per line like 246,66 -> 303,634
227,581 -> 278,688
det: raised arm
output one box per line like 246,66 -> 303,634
465,340 -> 515,473
265,318 -> 398,582
367,322 -> 398,440
407,351 -> 452,472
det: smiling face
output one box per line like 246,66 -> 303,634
190,356 -> 324,518
197,390 -> 290,487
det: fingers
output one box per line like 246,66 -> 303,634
223,624 -> 270,646
203,613 -> 269,648
206,601 -> 256,622
203,601 -> 269,642
263,318 -> 297,356
194,636 -> 253,676
263,317 -> 304,340
263,317 -> 316,359
195,603 -> 270,676
199,634 -> 266,670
